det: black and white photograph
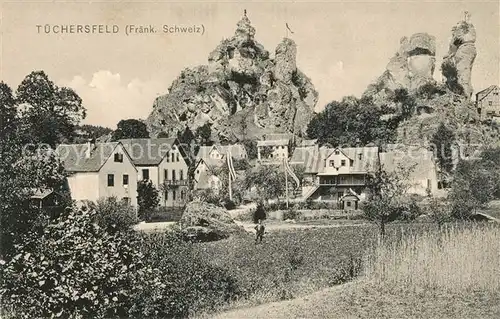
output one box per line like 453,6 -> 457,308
0,0 -> 499,318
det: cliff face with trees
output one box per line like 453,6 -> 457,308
146,13 -> 318,143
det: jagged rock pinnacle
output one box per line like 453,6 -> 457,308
235,11 -> 255,42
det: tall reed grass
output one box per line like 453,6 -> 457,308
364,223 -> 500,293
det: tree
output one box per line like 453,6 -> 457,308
363,160 -> 415,237
430,123 -> 456,181
306,97 -> 389,147
241,139 -> 258,160
259,146 -> 274,160
77,124 -> 113,141
195,123 -> 213,146
111,119 -> 150,141
16,71 -> 86,146
244,165 -> 286,203
177,126 -> 195,145
393,88 -> 416,120
137,180 -> 159,221
448,159 -> 498,219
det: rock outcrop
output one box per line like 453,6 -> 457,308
179,200 -> 246,241
441,20 -> 477,99
363,32 -> 436,104
147,13 -> 318,141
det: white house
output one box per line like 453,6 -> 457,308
196,144 -> 247,161
193,157 -> 224,193
120,138 -> 190,207
56,141 -> 138,206
257,139 -> 290,162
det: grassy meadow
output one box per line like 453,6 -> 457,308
194,222 -> 500,318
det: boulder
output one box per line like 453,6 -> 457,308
179,200 -> 246,241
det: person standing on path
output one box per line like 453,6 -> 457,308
254,219 -> 265,243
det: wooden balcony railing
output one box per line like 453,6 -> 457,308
163,179 -> 188,187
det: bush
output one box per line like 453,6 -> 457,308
92,196 -> 138,233
146,206 -> 184,223
0,207 -> 242,318
252,202 -> 267,223
283,208 -> 302,221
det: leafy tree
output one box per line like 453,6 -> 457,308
306,97 -> 389,147
16,71 -> 86,146
195,123 -> 213,146
137,180 -> 159,221
177,126 -> 195,145
259,146 -> 274,159
111,119 -> 150,141
448,159 -> 498,219
77,124 -> 113,141
241,139 -> 258,160
363,160 -> 415,237
244,165 -> 286,203
430,123 -> 455,180
393,88 -> 416,120
441,60 -> 465,95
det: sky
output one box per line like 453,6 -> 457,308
1,0 -> 499,128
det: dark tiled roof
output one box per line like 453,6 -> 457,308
56,142 -> 121,172
476,85 -> 499,100
120,138 -> 177,165
303,147 -> 379,174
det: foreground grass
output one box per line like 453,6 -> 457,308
203,223 -> 500,318
192,223 -> 436,314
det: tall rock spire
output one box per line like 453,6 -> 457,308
234,10 -> 255,43
442,17 -> 477,99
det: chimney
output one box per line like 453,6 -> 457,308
85,138 -> 95,158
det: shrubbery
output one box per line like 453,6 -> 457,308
0,207 -> 241,318
92,197 -> 138,233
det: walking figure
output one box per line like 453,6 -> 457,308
254,219 -> 265,243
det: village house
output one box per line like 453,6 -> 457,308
290,144 -> 439,209
196,144 -> 247,161
257,139 -> 290,162
193,157 -> 224,193
120,138 -> 190,207
476,85 -> 500,121
56,140 -> 138,206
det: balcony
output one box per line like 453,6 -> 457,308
163,179 -> 188,187
318,176 -> 366,186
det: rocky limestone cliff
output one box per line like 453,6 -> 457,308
147,13 -> 318,141
441,20 -> 477,100
363,32 -> 436,104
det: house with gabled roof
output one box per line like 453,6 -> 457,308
196,144 -> 247,161
476,85 -> 500,121
257,139 -> 290,162
56,140 -> 138,206
120,138 -> 190,207
193,157 -> 225,192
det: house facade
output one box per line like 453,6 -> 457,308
196,144 -> 247,161
476,85 -> 500,121
56,141 -> 138,206
290,144 -> 439,208
193,158 -> 224,193
120,138 -> 190,207
257,139 -> 290,162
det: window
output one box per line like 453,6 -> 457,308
176,153 -> 179,162
172,190 -> 176,201
329,160 -> 335,167
349,159 -> 354,167
172,170 -> 176,181
334,150 -> 340,155
358,153 -> 363,160
341,160 -> 346,166
180,169 -> 184,180
114,153 -> 123,163
123,174 -> 129,186
165,190 -> 168,200
142,169 -> 149,180
181,190 -> 185,200
489,101 -> 493,106
164,169 -> 168,181
107,174 -> 114,187
196,169 -> 200,174
166,152 -> 170,162
346,201 -> 352,207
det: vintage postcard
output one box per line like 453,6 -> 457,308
1,0 -> 499,318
